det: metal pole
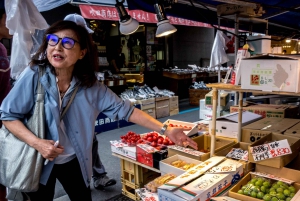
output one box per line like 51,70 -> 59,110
210,88 -> 218,157
237,92 -> 243,142
234,14 -> 239,106
217,16 -> 221,117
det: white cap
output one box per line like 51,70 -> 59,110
64,13 -> 94,34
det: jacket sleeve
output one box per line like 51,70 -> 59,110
0,67 -> 38,121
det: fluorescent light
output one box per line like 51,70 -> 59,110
286,39 -> 291,43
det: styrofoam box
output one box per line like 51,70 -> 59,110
199,99 -> 212,111
247,35 -> 271,54
110,143 -> 136,160
159,154 -> 202,176
199,109 -> 213,120
163,119 -> 198,136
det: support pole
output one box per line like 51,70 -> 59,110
210,88 -> 218,157
237,92 -> 243,142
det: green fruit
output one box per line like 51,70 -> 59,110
266,188 -> 271,193
256,180 -> 263,186
286,198 -> 292,201
251,178 -> 258,184
257,192 -> 265,199
277,181 -> 284,186
272,184 -> 279,189
251,191 -> 257,198
263,181 -> 271,188
270,191 -> 277,196
290,193 -> 295,197
288,186 -> 296,193
271,197 -> 278,201
283,189 -> 290,197
261,186 -> 267,193
244,189 -> 250,195
241,186 -> 247,190
238,189 -> 243,194
277,192 -> 286,200
270,188 -> 276,193
277,188 -> 284,193
252,186 -> 260,193
263,194 -> 271,201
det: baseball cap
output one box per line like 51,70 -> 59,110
64,13 -> 94,34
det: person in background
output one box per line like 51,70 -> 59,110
109,45 -> 127,73
0,20 -> 197,201
63,13 -> 116,190
0,3 -> 13,201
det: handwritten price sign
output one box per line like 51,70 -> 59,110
250,139 -> 292,161
226,148 -> 248,161
135,188 -> 158,201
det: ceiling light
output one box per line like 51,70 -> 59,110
286,39 -> 291,43
154,1 -> 177,37
112,23 -> 116,26
115,0 -> 139,35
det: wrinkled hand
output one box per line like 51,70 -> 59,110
165,127 -> 198,150
33,139 -> 64,161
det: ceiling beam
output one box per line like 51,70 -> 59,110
263,5 -> 300,20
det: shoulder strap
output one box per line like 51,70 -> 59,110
37,65 -> 46,96
60,85 -> 79,121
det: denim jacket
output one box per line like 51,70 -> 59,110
0,65 -> 134,187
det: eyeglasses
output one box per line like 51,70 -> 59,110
46,34 -> 79,49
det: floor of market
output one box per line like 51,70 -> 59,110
51,100 -> 199,201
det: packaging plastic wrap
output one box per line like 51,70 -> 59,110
5,0 -> 48,79
209,30 -> 230,68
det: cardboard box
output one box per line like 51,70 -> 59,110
189,89 -> 210,105
168,135 -> 235,161
136,98 -> 155,110
248,133 -> 300,168
205,91 -> 229,107
200,109 -> 213,120
230,103 -> 299,118
242,118 -> 300,143
155,96 -> 170,119
284,122 -> 300,138
158,173 -> 231,201
142,108 -> 156,119
159,154 -> 203,176
241,54 -> 300,92
229,172 -> 300,201
163,119 -> 198,137
169,96 -> 179,110
214,142 -> 254,174
209,111 -> 262,140
110,141 -> 136,160
136,144 -> 168,169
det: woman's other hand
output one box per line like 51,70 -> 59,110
33,139 -> 64,161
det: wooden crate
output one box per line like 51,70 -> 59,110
188,89 -> 210,105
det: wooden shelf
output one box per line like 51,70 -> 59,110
206,83 -> 300,97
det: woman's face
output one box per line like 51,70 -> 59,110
46,29 -> 86,71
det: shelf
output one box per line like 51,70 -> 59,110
206,83 -> 300,96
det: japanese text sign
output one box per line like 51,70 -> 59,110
226,148 -> 248,161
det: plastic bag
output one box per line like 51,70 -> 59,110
209,30 -> 230,68
5,0 -> 48,79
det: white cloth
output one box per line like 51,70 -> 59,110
32,0 -> 70,12
209,30 -> 230,68
5,0 -> 49,79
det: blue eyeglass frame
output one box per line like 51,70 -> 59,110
46,34 -> 79,49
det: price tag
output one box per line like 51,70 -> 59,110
250,139 -> 292,161
119,80 -> 124,85
110,140 -> 127,148
191,73 -> 196,78
135,188 -> 158,201
226,148 -> 248,161
250,172 -> 294,185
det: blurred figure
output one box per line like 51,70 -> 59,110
109,45 -> 127,73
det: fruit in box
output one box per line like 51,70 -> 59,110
120,131 -> 141,146
169,123 -> 192,130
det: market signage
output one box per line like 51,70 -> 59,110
226,148 -> 248,161
79,4 -> 218,28
72,0 -> 128,7
249,139 -> 292,161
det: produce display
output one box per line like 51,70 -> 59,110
237,177 -> 297,201
169,124 -> 192,129
120,131 -> 175,148
170,160 -> 196,170
145,173 -> 176,193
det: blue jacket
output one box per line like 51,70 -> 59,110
0,65 -> 134,186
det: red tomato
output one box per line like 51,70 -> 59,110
152,136 -> 158,142
121,139 -> 126,143
151,141 -> 157,147
163,139 -> 169,145
143,136 -> 148,140
155,146 -> 161,151
157,138 -> 163,144
147,137 -> 153,142
147,133 -> 152,137
169,124 -> 173,127
137,139 -> 144,144
152,132 -> 158,137
169,141 -> 175,145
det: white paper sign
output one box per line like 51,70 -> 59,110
207,164 -> 236,173
168,145 -> 206,156
110,140 -> 127,148
250,172 -> 294,185
135,188 -> 158,201
226,148 -> 248,161
250,139 -> 292,161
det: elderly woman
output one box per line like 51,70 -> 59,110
0,20 -> 197,200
